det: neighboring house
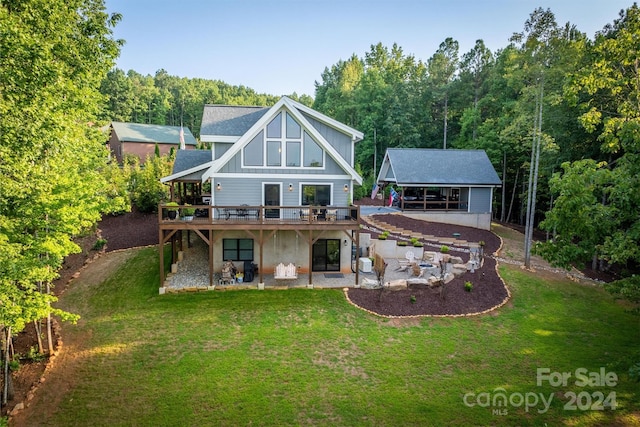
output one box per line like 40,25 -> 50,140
159,96 -> 364,288
376,148 -> 502,230
107,122 -> 197,164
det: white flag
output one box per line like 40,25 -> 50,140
179,126 -> 185,149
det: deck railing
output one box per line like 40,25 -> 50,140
158,204 -> 360,224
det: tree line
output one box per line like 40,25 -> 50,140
311,5 -> 640,298
98,68 -> 313,141
1,0 -> 638,408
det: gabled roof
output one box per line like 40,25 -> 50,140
200,106 -> 270,142
161,150 -> 213,183
201,96 -> 364,184
377,148 -> 501,186
111,122 -> 197,146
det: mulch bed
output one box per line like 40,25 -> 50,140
366,213 -> 502,255
99,208 -> 159,252
347,257 -> 509,317
349,211 -> 509,317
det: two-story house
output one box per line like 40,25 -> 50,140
158,96 -> 364,289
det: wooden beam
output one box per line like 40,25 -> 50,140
209,229 -> 214,286
159,227 -> 165,287
355,229 -> 360,286
308,230 -> 313,286
259,229 -> 264,284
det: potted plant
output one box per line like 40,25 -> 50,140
166,202 -> 179,220
235,272 -> 244,283
182,204 -> 195,221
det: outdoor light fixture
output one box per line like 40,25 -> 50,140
343,184 -> 349,192
289,183 -> 293,192
216,183 -> 221,191
344,239 -> 348,246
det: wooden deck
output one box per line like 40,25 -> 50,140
158,204 -> 361,288
159,204 -> 359,230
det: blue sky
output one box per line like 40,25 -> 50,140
105,0 -> 633,97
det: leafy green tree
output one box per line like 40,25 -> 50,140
0,0 -> 121,401
545,5 -> 640,261
536,159 -> 613,268
129,154 -> 173,213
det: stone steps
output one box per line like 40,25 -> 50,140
363,216 -> 474,249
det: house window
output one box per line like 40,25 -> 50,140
302,184 -> 331,206
267,112 -> 282,138
266,141 -> 281,166
242,110 -> 322,169
286,141 -> 301,167
222,239 -> 254,261
286,113 -> 301,138
244,131 -> 264,166
303,131 -> 323,167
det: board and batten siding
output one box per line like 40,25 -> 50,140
214,143 -> 232,159
212,177 -> 352,207
302,114 -> 354,164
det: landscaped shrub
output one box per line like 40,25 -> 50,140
92,238 -> 107,251
129,154 -> 173,213
464,281 -> 473,292
440,245 -> 450,253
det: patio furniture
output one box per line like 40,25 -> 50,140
219,260 -> 237,285
300,208 -> 317,221
274,262 -> 298,280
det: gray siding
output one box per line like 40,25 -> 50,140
214,143 -> 232,159
213,177 -> 351,207
302,114 -> 353,164
468,187 -> 492,213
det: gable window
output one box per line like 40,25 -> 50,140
267,112 -> 282,138
244,131 -> 264,166
302,184 -> 331,206
286,113 -> 301,138
303,131 -> 323,167
267,141 -> 281,166
223,238 -> 254,261
243,110 -> 323,168
286,141 -> 301,167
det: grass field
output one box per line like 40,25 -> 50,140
24,246 -> 640,426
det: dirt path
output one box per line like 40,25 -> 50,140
9,250 -> 136,426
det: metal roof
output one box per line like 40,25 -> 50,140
379,148 -> 501,186
110,122 -> 197,145
200,105 -> 270,136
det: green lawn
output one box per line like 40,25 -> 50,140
42,247 -> 639,426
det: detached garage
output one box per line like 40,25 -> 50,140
375,148 -> 502,230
